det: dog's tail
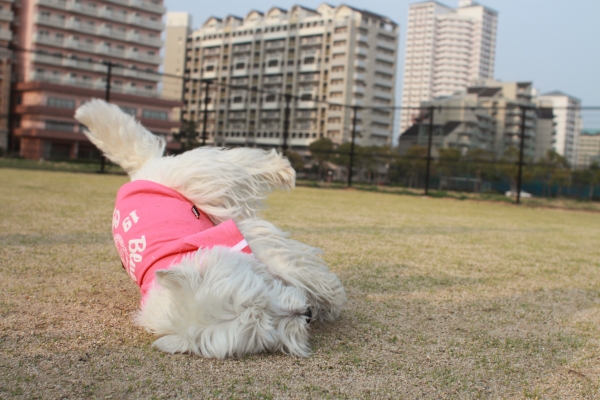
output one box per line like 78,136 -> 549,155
74,99 -> 165,175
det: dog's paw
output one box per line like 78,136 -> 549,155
153,334 -> 190,354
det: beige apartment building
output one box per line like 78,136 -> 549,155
576,129 -> 600,168
399,0 -> 497,134
180,4 -> 398,151
163,11 -> 191,101
11,0 -> 181,159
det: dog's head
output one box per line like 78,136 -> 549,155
134,247 -> 313,358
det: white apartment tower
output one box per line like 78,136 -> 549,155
182,4 -> 399,150
399,0 -> 497,134
538,91 -> 582,166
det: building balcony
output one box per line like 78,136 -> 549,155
97,27 -> 126,40
127,15 -> 164,31
352,85 -> 364,94
113,84 -> 160,98
354,60 -> 366,69
0,28 -> 12,41
29,72 -> 106,90
296,111 -> 318,119
376,52 -> 395,63
295,123 -> 317,130
202,69 -> 218,79
374,90 -> 392,100
33,33 -> 64,47
264,40 -> 285,50
64,38 -> 95,53
355,47 -> 368,57
96,44 -> 125,58
36,0 -> 67,11
127,32 -> 163,47
99,8 -> 127,22
31,52 -> 63,66
375,40 -> 396,52
262,101 -> 280,110
300,37 -> 323,47
35,13 -> 67,28
125,50 -> 161,65
264,64 -> 283,75
370,126 -> 390,138
65,20 -> 97,35
230,101 -> 247,110
371,114 -> 391,124
66,1 -> 99,18
128,0 -> 166,14
300,62 -> 320,72
232,67 -> 249,77
297,100 -> 318,109
116,67 -> 161,82
353,72 -> 365,82
356,34 -> 368,43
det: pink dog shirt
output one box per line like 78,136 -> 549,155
112,180 -> 251,299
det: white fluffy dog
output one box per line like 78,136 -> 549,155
74,99 -> 346,359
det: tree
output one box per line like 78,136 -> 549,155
498,146 -> 533,192
285,151 -> 305,173
173,120 -> 200,152
573,162 -> 600,200
540,150 -> 570,197
308,138 -> 334,180
464,148 -> 495,192
396,145 -> 427,188
436,148 -> 462,189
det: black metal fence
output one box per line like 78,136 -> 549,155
4,48 -> 600,203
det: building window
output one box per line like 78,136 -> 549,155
142,109 -> 168,120
47,97 -> 75,109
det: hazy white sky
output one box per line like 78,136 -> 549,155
164,0 -> 600,108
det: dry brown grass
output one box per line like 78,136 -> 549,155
2,168 -> 600,399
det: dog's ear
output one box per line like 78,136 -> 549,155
155,269 -> 186,291
152,334 -> 190,354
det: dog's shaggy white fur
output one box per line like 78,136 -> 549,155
75,99 -> 346,358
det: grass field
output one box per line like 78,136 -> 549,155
1,168 -> 600,399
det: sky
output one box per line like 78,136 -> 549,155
164,0 -> 600,109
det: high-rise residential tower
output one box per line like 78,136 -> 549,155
538,91 -> 582,166
181,4 -> 398,150
163,11 -> 192,101
399,0 -> 497,134
11,0 -> 181,159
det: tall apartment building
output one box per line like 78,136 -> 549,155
0,0 -> 13,153
576,129 -> 600,168
181,4 -> 398,151
532,98 -> 555,162
399,0 -> 497,134
11,0 -> 181,159
538,91 -> 582,166
467,80 -> 537,160
163,11 -> 191,101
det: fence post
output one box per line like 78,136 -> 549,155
516,105 -> 527,204
347,105 -> 358,187
282,94 -> 291,153
100,61 -> 113,173
424,106 -> 434,195
201,79 -> 211,146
